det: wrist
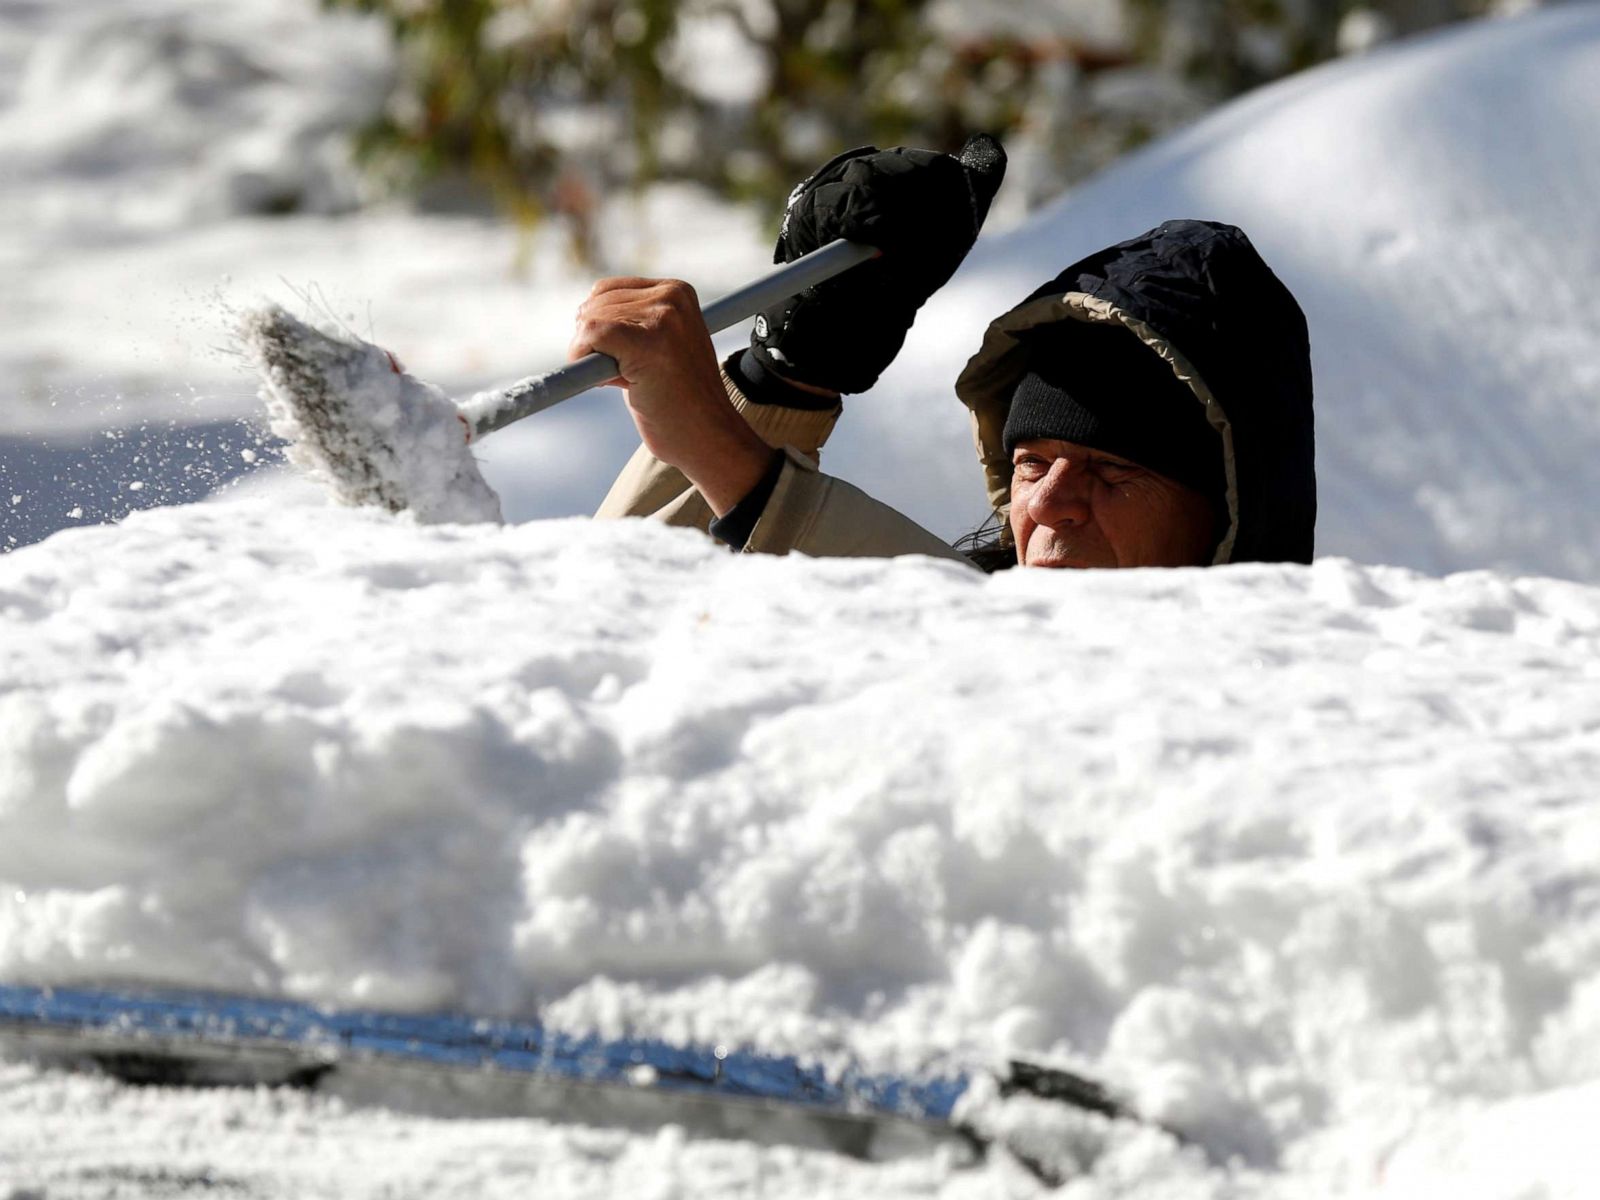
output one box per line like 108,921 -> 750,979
708,448 -> 786,549
673,403 -> 778,518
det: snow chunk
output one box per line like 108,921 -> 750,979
239,304 -> 502,525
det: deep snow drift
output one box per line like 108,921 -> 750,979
4,501 -> 1599,1194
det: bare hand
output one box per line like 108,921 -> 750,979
571,278 -> 774,517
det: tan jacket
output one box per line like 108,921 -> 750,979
595,368 -> 976,567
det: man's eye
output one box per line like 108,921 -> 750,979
1095,460 -> 1143,480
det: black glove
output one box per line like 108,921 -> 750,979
749,134 -> 1007,395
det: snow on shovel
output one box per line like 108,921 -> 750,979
239,239 -> 878,525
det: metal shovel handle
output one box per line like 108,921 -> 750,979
462,239 -> 878,440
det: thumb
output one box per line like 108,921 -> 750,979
957,133 -> 1007,233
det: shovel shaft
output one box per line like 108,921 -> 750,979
462,239 -> 878,440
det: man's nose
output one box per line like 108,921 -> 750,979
1027,457 -> 1092,527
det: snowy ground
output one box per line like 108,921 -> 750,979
6,2 -> 1600,1197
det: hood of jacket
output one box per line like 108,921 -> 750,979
954,220 -> 1315,565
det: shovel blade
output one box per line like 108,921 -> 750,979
240,305 -> 502,525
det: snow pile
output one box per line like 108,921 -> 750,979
854,5 -> 1600,582
241,304 -> 502,524
4,502 -> 1600,1191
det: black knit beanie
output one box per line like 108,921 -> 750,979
1002,321 -> 1223,500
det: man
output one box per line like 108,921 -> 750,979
579,140 -> 1315,570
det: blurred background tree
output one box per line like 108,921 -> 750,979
324,0 -> 1535,259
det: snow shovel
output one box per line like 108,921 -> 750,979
240,239 -> 878,524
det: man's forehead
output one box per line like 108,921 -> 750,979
1010,438 -> 1141,467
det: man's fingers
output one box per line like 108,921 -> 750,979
570,277 -> 710,392
571,287 -> 644,379
586,276 -> 689,299
566,326 -> 627,387
577,281 -> 706,342
584,278 -> 701,319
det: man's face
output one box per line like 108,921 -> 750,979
1008,439 -> 1217,568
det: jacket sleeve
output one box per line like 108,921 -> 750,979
741,447 -> 975,565
594,368 -> 978,569
593,366 -> 842,530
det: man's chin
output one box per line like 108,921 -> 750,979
1024,556 -> 1093,570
